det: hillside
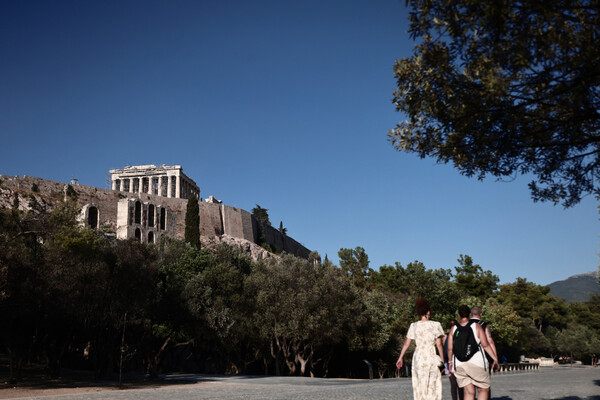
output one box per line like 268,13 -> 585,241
548,271 -> 600,303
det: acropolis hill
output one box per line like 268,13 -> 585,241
0,165 -> 311,260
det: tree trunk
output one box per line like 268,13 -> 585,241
294,342 -> 314,376
270,339 -> 281,376
147,337 -> 171,378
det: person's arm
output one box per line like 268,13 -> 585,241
477,324 -> 499,371
485,325 -> 498,359
396,337 -> 412,369
447,327 -> 454,372
436,336 -> 444,364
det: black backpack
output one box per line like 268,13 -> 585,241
453,321 -> 481,362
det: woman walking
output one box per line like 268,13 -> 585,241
396,298 -> 445,400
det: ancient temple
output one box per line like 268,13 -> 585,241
109,164 -> 199,199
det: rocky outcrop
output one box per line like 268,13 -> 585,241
209,234 -> 278,261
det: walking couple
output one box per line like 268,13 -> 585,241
396,298 -> 499,400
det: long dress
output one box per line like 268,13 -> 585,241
407,320 -> 444,400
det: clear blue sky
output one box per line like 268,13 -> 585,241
1,0 -> 597,286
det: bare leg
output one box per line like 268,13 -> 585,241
476,387 -> 489,400
463,384 -> 476,400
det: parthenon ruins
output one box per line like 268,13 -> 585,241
109,164 -> 199,199
0,165 -> 311,259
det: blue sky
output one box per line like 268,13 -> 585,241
1,0 -> 597,286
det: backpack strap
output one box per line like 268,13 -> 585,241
464,320 -> 486,370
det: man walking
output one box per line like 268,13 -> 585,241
470,307 -> 496,357
470,306 -> 497,398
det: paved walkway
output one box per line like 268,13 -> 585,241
16,365 -> 600,400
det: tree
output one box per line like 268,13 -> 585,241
368,261 -> 461,328
453,255 -> 499,298
555,324 -> 596,364
389,0 -> 600,207
252,205 -> 271,227
252,205 -> 271,246
338,247 -> 370,287
248,254 -> 364,376
279,221 -> 287,236
184,195 -> 200,248
496,278 -> 568,333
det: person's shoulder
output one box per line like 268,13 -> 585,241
430,320 -> 444,333
471,318 -> 488,327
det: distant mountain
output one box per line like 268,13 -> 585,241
548,271 -> 600,303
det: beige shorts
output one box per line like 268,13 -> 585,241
454,362 -> 490,389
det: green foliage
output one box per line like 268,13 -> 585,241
338,247 -> 370,288
260,243 -> 274,253
453,255 -> 499,299
279,221 -> 287,235
369,260 -> 461,326
252,205 -> 271,247
4,199 -> 600,378
184,194 -> 200,248
31,183 -> 38,192
347,290 -> 395,353
248,254 -> 366,375
496,278 -> 568,333
389,0 -> 600,207
252,205 -> 271,227
0,202 -> 158,378
65,184 -> 78,200
568,297 -> 600,335
555,324 -> 598,361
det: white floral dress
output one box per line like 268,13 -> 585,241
406,320 -> 444,400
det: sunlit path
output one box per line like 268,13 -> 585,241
8,365 -> 599,400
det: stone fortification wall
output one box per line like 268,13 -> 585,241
198,202 -> 224,237
0,175 -> 124,231
263,224 -> 311,258
0,174 -> 311,259
221,205 -> 255,243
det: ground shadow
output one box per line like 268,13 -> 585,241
0,362 -> 217,392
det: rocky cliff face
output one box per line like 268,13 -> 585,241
207,234 -> 278,261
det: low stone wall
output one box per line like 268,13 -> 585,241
496,362 -> 540,373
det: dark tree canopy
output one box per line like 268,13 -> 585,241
252,205 -> 271,227
184,195 -> 200,248
389,0 -> 600,207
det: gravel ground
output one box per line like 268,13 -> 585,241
2,365 -> 599,400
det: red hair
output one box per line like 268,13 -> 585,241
415,297 -> 431,316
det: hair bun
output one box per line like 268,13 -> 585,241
415,297 -> 431,316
